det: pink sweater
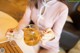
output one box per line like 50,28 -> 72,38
19,0 -> 68,52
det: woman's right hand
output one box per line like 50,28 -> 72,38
5,28 -> 15,41
6,26 -> 24,40
5,26 -> 19,37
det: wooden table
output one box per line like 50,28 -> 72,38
0,41 -> 23,53
0,11 -> 36,53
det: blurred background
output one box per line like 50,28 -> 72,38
0,0 -> 80,53
0,0 -> 27,21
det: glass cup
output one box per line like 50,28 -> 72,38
23,24 -> 41,46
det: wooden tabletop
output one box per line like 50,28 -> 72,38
0,41 -> 23,53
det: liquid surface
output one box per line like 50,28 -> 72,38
24,28 -> 41,46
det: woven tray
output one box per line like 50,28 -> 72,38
0,41 -> 23,53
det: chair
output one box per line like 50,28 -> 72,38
59,1 -> 80,52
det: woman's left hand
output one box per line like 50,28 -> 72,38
41,28 -> 55,45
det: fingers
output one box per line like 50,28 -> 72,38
5,29 -> 13,35
41,28 -> 55,43
7,29 -> 14,33
45,28 -> 53,34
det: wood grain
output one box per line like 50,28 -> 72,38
0,41 -> 23,53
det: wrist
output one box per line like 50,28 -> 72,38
41,28 -> 55,42
14,26 -> 20,32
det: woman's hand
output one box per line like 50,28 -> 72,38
41,28 -> 55,45
5,26 -> 19,38
6,26 -> 24,40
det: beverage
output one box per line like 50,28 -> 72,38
23,24 -> 41,46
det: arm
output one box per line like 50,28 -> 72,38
6,7 -> 31,41
40,7 -> 68,52
16,7 -> 31,30
52,8 -> 68,41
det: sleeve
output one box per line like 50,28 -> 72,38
18,7 -> 31,30
52,7 -> 68,41
40,7 -> 68,52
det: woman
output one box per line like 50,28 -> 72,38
7,0 -> 68,53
